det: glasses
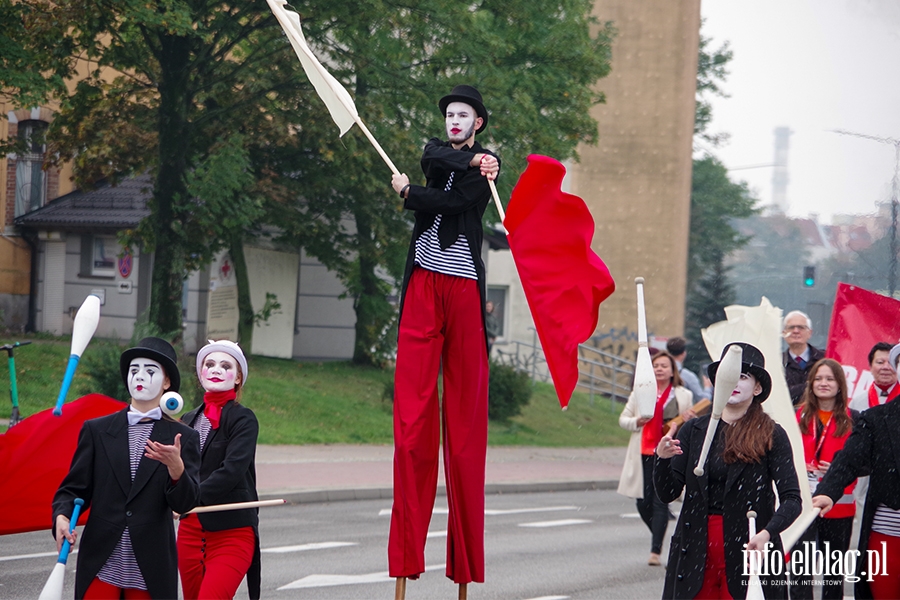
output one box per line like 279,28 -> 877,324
784,325 -> 809,332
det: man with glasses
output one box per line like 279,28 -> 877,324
782,310 -> 824,405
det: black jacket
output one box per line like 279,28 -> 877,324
183,400 -> 259,530
399,137 -> 499,353
52,410 -> 201,599
654,416 -> 802,599
182,400 -> 261,598
816,399 -> 900,599
783,344 -> 825,405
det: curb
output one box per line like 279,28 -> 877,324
259,479 -> 619,505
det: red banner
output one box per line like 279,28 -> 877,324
826,283 -> 900,407
0,394 -> 125,535
504,155 -> 616,408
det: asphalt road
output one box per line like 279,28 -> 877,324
0,490 -> 669,599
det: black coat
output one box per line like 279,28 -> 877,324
816,399 -> 900,599
654,415 -> 802,600
399,137 -> 499,354
52,409 -> 201,599
783,345 -> 825,406
182,400 -> 261,598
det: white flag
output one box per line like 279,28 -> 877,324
266,0 -> 358,136
701,297 -> 813,552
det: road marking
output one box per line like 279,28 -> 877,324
621,512 -> 641,518
0,550 -> 77,562
426,530 -> 447,538
278,563 -> 445,589
378,505 -> 579,517
525,596 -> 569,600
518,519 -> 593,528
262,542 -> 356,554
485,506 -> 579,516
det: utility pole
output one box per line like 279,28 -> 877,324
831,129 -> 900,298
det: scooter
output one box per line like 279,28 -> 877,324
2,341 -> 31,427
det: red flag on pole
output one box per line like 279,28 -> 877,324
0,394 -> 125,535
504,155 -> 616,408
826,282 -> 900,406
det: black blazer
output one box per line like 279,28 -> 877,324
782,345 -> 825,405
654,416 -> 802,600
182,400 -> 259,530
816,399 -> 900,599
52,409 -> 201,600
398,138 -> 499,354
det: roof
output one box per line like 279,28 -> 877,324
15,174 -> 152,232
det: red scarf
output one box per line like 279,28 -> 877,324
641,384 -> 672,455
868,382 -> 900,408
203,390 -> 236,429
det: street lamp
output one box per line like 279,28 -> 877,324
830,129 -> 900,297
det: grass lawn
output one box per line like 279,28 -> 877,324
0,339 -> 629,447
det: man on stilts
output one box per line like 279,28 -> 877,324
389,84 -> 499,598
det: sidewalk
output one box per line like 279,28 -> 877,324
255,445 -> 627,504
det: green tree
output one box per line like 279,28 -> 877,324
683,28 -> 757,370
683,157 -> 757,370
3,0 -> 613,365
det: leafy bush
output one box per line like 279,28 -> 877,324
488,361 -> 532,422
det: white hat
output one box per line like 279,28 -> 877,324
196,340 -> 248,386
889,342 -> 900,373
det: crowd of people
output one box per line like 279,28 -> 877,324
619,309 -> 900,599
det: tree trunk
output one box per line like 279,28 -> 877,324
352,207 -> 382,366
148,34 -> 193,339
230,236 -> 255,350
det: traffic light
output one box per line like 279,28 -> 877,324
803,266 -> 816,288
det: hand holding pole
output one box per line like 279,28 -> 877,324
39,498 -> 84,600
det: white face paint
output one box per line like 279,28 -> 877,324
128,358 -> 168,402
445,101 -> 480,146
726,372 -> 762,405
200,351 -> 242,393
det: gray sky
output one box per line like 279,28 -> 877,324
700,0 -> 900,222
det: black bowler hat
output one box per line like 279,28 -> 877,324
439,85 -> 488,134
120,337 -> 181,393
707,342 -> 772,402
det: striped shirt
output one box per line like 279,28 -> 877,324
413,172 -> 477,280
872,504 -> 900,537
97,421 -> 154,590
193,412 -> 213,451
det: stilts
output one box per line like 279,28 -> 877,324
394,576 -> 406,600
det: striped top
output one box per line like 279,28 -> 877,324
193,412 -> 214,451
413,172 -> 477,280
872,504 -> 900,537
97,421 -> 154,590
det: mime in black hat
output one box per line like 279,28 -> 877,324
52,337 -> 201,599
388,85 -> 500,595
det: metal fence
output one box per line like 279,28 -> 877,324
492,333 -> 635,410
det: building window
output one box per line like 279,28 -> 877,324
486,286 -> 507,339
14,120 -> 48,217
91,236 -> 118,277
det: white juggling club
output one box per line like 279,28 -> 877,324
693,343 -> 742,476
53,295 -> 101,416
746,510 -> 765,600
38,498 -> 84,600
633,277 -> 656,418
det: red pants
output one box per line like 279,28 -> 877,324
695,515 -> 733,599
867,530 -> 900,600
389,268 -> 488,584
84,578 -> 151,599
177,514 -> 255,600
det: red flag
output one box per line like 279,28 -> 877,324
504,155 -> 616,407
0,394 -> 125,535
826,283 -> 900,405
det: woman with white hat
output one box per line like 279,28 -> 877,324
178,340 -> 261,600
